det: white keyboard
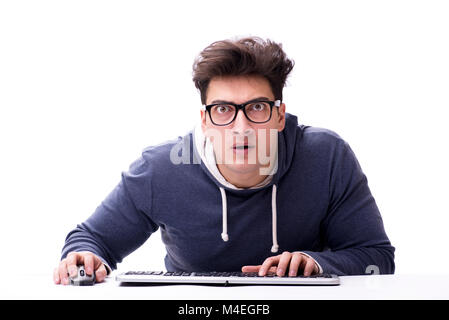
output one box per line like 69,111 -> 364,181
116,271 -> 340,286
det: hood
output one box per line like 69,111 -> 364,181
192,112 -> 301,253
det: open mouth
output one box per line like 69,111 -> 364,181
232,145 -> 254,150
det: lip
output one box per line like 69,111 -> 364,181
231,140 -> 253,148
231,145 -> 255,158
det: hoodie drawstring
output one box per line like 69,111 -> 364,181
271,184 -> 279,253
219,187 -> 229,242
219,184 -> 279,253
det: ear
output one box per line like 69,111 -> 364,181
277,103 -> 286,132
201,109 -> 207,133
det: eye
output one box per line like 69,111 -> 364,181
215,105 -> 233,113
250,103 -> 266,111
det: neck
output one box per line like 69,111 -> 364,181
216,164 -> 268,188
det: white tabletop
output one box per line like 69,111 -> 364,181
2,272 -> 449,300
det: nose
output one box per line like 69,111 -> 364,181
231,109 -> 253,135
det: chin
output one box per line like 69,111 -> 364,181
224,163 -> 260,175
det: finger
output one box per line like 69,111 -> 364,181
243,265 -> 277,273
288,253 -> 304,277
53,267 -> 60,284
303,258 -> 317,276
268,266 -> 277,273
58,259 -> 69,285
95,264 -> 108,283
66,252 -> 82,278
241,265 -> 261,273
93,255 -> 106,273
298,256 -> 307,272
83,252 -> 95,276
276,251 -> 292,276
259,256 -> 280,276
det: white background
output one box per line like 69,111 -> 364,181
0,0 -> 448,277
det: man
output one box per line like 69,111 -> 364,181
54,36 -> 395,285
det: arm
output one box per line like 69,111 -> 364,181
60,154 -> 159,271
302,139 -> 395,275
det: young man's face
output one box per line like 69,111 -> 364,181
201,75 -> 286,178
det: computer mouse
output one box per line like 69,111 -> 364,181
69,265 -> 96,286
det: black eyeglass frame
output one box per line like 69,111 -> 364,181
203,99 -> 281,126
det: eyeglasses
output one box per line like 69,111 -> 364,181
203,99 -> 281,126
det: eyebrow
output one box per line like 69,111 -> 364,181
209,96 -> 271,105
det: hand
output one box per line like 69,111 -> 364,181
53,251 -> 108,285
241,251 -> 320,277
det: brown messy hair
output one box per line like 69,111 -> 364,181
192,36 -> 295,105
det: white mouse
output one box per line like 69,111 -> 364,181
70,265 -> 96,286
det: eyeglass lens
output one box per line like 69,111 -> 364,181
210,101 -> 271,125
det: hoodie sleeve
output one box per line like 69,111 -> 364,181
302,139 -> 395,276
60,154 -> 159,271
